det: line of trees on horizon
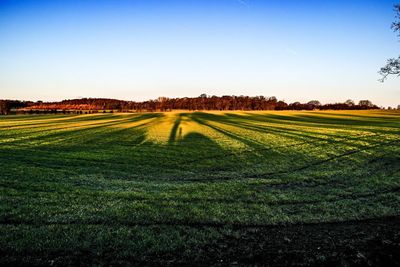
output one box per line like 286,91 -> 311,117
0,95 -> 386,115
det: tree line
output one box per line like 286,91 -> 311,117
0,95 -> 382,115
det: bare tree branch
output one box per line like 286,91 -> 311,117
379,56 -> 400,82
380,4 -> 400,82
392,4 -> 400,34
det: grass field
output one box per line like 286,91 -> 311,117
1,110 -> 400,265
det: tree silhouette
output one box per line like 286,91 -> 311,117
380,5 -> 400,81
345,99 -> 355,106
358,100 -> 374,108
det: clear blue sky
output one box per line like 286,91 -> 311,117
0,0 -> 399,107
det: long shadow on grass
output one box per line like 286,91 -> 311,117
310,111 -> 400,123
175,112 -> 400,182
193,112 -> 351,146
0,113 -> 166,177
241,112 -> 400,135
19,113 -> 161,149
222,113 -> 385,145
220,113 -> 400,156
0,113 -> 147,140
188,112 -> 348,157
0,113 -> 122,130
0,113 -> 238,181
3,111 -> 399,184
168,113 -> 183,144
4,113 -> 163,148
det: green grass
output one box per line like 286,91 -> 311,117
1,110 -> 399,265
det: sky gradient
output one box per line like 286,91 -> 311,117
0,0 -> 399,107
